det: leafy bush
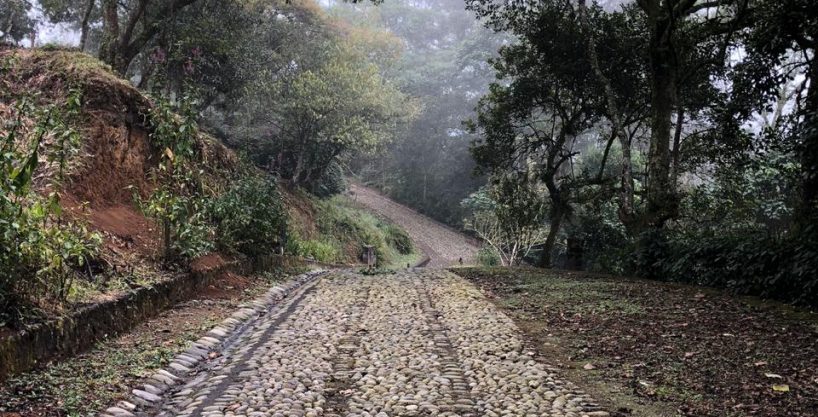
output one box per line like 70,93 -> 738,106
309,161 -> 347,198
208,174 -> 287,256
632,228 -> 818,306
477,247 -> 502,267
140,94 -> 214,261
290,239 -> 339,263
383,223 -> 413,255
1,93 -> 101,327
139,183 -> 214,260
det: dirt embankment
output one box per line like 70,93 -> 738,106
0,48 -> 240,268
348,183 -> 479,267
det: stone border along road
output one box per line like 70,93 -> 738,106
99,270 -> 326,417
348,184 -> 479,267
103,269 -> 610,417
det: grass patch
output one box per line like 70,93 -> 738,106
289,195 -> 419,268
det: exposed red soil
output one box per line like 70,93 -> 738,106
190,253 -> 230,274
198,271 -> 253,300
66,120 -> 156,208
62,194 -> 159,257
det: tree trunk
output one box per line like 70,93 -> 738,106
618,130 -> 638,234
79,0 -> 95,51
645,14 -> 679,229
671,105 -> 684,187
799,49 -> 818,225
99,0 -> 119,68
538,204 -> 564,268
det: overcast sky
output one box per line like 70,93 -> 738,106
28,1 -> 80,46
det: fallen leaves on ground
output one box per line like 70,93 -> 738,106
454,267 -> 818,417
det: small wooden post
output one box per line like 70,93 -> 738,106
362,245 -> 376,270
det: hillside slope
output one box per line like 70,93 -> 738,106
349,183 -> 479,267
0,47 -> 415,329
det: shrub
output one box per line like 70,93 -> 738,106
477,247 -> 502,267
291,239 -> 339,263
632,228 -> 818,307
309,161 -> 347,198
140,94 -> 214,261
1,93 -> 101,327
383,223 -> 413,255
208,174 -> 287,256
139,184 -> 214,260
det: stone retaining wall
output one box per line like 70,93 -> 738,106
0,254 -> 302,380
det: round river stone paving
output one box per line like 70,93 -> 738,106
146,270 -> 609,417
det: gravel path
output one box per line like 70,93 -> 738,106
140,270 -> 608,417
348,184 -> 478,267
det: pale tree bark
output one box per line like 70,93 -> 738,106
79,0 -> 95,51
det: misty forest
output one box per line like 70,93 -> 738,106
1,0 -> 817,416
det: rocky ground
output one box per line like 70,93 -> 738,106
129,269 -> 608,417
348,184 -> 478,267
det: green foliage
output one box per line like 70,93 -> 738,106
476,247 -> 501,267
383,223 -> 413,255
139,95 -> 213,261
138,182 -> 213,261
633,229 -> 818,306
234,26 -> 417,191
289,238 -> 339,264
0,93 -> 101,327
309,161 -> 347,198
208,173 -> 287,256
0,0 -> 35,44
462,178 -> 548,266
287,196 -> 415,268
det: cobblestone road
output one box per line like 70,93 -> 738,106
146,270 -> 608,417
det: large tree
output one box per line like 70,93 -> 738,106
468,0 -> 605,266
470,0 -> 753,232
731,0 -> 818,227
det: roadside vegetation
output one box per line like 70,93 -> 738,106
289,194 -> 419,269
458,0 -> 818,307
0,269 -> 296,417
0,0 -> 420,331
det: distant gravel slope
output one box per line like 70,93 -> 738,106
349,183 -> 479,267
